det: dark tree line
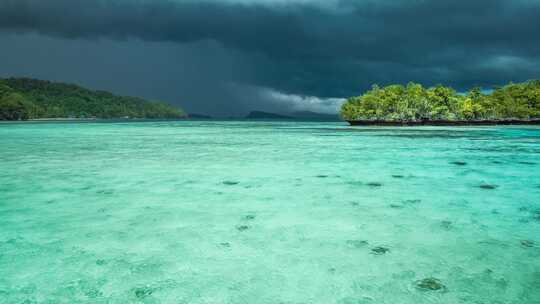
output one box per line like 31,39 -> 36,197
0,78 -> 186,120
341,81 -> 540,121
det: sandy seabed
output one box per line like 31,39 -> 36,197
0,121 -> 539,303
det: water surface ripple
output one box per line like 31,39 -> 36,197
0,121 -> 539,303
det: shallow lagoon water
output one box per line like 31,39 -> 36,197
0,121 -> 539,303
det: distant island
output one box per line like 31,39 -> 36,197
188,113 -> 212,119
290,111 -> 340,121
245,111 -> 294,119
245,110 -> 339,121
0,78 -> 186,120
341,80 -> 540,125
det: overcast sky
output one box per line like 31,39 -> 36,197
1,0 -> 539,116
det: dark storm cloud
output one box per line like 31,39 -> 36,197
1,0 -> 539,115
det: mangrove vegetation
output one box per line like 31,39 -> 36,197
341,81 -> 540,121
0,78 -> 185,120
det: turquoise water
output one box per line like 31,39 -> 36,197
0,121 -> 539,303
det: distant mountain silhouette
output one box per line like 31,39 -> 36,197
245,110 -> 340,120
245,111 -> 294,119
291,111 -> 340,121
188,113 -> 212,119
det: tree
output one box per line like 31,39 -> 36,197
0,78 -> 186,120
340,80 -> 540,121
0,93 -> 32,120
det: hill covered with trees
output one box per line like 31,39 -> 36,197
341,81 -> 540,122
0,78 -> 185,120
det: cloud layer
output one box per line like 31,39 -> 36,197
1,0 -> 539,115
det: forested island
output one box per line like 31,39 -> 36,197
0,78 -> 185,120
341,80 -> 540,125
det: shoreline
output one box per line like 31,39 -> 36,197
0,118 -> 188,124
2,118 -> 540,126
347,119 -> 540,126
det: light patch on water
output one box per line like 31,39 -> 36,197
0,121 -> 539,303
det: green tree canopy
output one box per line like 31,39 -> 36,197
0,93 -> 32,120
341,81 -> 540,121
0,78 -> 186,120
